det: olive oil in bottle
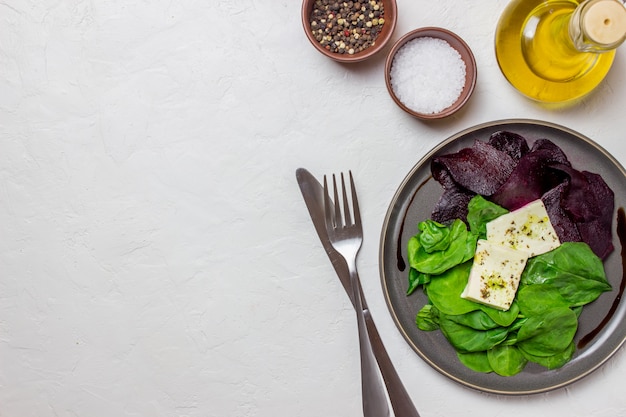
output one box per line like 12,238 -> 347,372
495,0 -> 626,103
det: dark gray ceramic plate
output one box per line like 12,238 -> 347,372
379,119 -> 626,395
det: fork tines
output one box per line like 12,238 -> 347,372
323,171 -> 361,230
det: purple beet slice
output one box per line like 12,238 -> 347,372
432,139 -> 517,197
429,131 -> 615,259
488,130 -> 530,161
490,139 -> 571,210
548,164 -> 615,260
541,182 -> 583,244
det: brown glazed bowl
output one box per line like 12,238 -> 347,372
302,0 -> 398,63
384,27 -> 477,120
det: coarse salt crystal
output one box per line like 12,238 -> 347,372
390,37 -> 467,114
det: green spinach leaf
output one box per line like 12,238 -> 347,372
407,268 -> 430,295
426,262 -> 480,315
457,351 -> 493,373
487,345 -> 528,376
418,220 -> 452,252
517,307 -> 578,356
415,304 -> 440,331
443,309 -> 501,331
516,284 -> 570,316
520,341 -> 575,370
480,302 -> 520,327
466,195 -> 509,238
521,242 -> 611,306
407,219 -> 477,276
439,315 -> 509,353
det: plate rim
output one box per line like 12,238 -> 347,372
378,118 -> 626,395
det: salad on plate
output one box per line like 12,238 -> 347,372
406,130 -> 615,377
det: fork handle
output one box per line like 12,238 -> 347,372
350,269 -> 391,417
363,307 -> 422,417
349,266 -> 421,417
341,269 -> 421,417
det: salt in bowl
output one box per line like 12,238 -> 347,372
384,27 -> 477,120
302,0 -> 398,63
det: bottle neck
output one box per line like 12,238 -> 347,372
569,0 -> 626,52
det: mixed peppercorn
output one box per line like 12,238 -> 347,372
309,0 -> 385,55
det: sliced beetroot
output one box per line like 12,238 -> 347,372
541,182 -> 582,243
432,139 -> 516,196
488,130 -> 530,161
549,164 -> 602,221
490,139 -> 571,211
574,172 -> 614,260
431,188 -> 475,225
431,165 -> 475,224
429,132 -> 615,259
550,166 -> 615,259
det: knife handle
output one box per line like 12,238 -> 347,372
361,287 -> 421,417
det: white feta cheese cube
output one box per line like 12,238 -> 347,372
461,239 -> 529,311
486,199 -> 561,257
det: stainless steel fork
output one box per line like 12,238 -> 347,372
323,172 -> 420,417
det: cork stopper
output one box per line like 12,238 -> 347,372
582,0 -> 626,45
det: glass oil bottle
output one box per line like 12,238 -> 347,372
495,0 -> 626,103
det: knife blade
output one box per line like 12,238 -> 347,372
296,167 -> 361,308
296,167 -> 421,417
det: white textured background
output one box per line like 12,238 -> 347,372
1,0 -> 626,416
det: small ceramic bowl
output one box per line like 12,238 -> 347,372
384,27 -> 477,120
301,0 -> 398,63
